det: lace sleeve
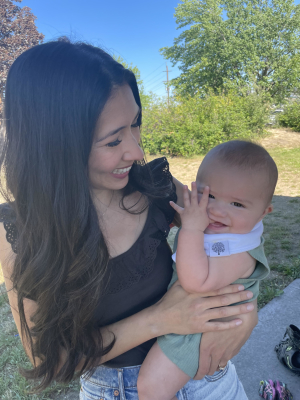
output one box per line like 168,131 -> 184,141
0,203 -> 18,253
147,157 -> 177,224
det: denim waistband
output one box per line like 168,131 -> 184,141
81,364 -> 142,389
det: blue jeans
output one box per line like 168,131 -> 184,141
80,361 -> 248,399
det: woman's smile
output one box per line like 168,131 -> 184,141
111,165 -> 133,179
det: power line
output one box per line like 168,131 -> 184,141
145,75 -> 165,90
144,71 -> 164,86
147,81 -> 163,90
142,62 -> 165,81
149,82 -> 165,92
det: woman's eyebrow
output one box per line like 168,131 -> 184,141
98,107 -> 141,142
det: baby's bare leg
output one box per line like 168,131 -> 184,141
137,341 -> 190,400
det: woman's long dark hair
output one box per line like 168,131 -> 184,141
0,39 -> 171,391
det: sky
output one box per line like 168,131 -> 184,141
19,0 -> 183,97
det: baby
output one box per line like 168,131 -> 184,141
137,140 -> 278,400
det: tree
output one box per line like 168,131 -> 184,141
0,0 -> 44,115
114,55 -> 152,109
212,242 -> 225,255
161,0 -> 300,101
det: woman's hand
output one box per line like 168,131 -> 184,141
194,299 -> 258,379
153,283 -> 255,337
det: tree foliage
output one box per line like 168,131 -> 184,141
161,0 -> 300,101
114,55 -> 152,109
0,0 -> 44,113
278,101 -> 300,131
142,90 -> 268,156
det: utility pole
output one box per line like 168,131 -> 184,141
164,64 -> 171,108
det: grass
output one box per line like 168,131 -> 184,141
0,130 -> 300,398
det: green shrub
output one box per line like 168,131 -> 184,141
278,101 -> 300,132
141,91 -> 269,156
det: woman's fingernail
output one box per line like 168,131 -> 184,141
247,304 -> 254,310
238,285 -> 244,291
247,292 -> 253,298
236,320 -> 242,326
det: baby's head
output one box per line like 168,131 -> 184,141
196,140 -> 278,234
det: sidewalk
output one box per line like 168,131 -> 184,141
233,278 -> 300,399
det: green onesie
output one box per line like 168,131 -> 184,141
157,228 -> 269,378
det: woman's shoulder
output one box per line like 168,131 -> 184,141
0,203 -> 18,254
0,203 -> 16,221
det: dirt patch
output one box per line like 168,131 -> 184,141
259,127 -> 300,149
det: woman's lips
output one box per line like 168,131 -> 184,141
111,165 -> 132,179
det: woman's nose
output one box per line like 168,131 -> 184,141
123,130 -> 144,161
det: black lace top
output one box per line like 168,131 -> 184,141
0,157 -> 177,367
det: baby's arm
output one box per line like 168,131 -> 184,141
171,183 -> 256,294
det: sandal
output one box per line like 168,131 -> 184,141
259,380 -> 276,399
258,379 -> 293,400
275,324 -> 300,376
274,380 -> 293,400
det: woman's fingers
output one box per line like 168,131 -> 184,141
201,304 -> 254,331
203,319 -> 243,332
158,284 -> 254,336
203,284 -> 245,297
202,290 -> 253,309
169,201 -> 184,214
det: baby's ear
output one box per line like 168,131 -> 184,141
261,204 -> 273,219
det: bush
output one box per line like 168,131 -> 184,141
141,91 -> 269,156
278,101 -> 300,132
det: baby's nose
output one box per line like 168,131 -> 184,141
207,204 -> 227,218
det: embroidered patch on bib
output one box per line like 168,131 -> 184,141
205,240 -> 231,257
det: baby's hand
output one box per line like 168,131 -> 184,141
170,182 -> 210,232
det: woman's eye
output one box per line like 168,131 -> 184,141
106,139 -> 122,148
208,194 -> 215,199
132,113 -> 142,128
232,202 -> 244,208
131,122 -> 140,128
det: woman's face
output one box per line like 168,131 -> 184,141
88,85 -> 144,194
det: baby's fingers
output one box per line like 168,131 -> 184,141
199,186 -> 209,209
182,185 -> 191,208
169,201 -> 184,214
190,182 -> 198,206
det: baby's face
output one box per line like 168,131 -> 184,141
196,160 -> 273,234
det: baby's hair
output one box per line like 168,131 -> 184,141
205,140 -> 278,204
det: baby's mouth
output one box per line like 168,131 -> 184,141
209,221 -> 227,228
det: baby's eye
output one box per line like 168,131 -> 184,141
106,139 -> 122,148
209,194 -> 215,199
232,202 -> 244,208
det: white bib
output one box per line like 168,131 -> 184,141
172,221 -> 263,261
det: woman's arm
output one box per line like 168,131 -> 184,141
99,284 -> 255,363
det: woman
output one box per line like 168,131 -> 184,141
0,39 -> 256,399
